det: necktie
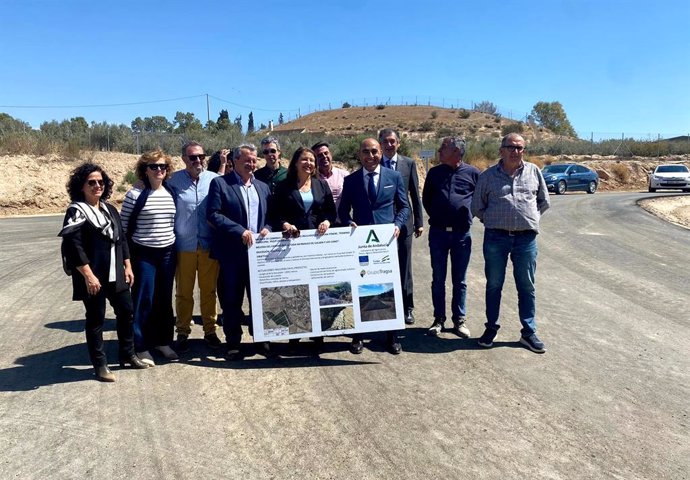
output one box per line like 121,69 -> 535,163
367,172 -> 377,204
390,160 -> 396,170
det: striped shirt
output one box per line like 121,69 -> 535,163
121,187 -> 176,248
471,160 -> 550,233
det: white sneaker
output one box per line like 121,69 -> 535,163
155,345 -> 179,360
137,350 -> 156,366
452,319 -> 471,338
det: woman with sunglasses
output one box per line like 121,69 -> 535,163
60,163 -> 149,382
120,150 -> 177,366
271,147 -> 337,353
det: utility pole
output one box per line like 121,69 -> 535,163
206,94 -> 210,124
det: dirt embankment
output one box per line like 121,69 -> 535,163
0,152 -> 689,228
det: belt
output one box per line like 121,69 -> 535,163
432,226 -> 467,233
488,228 -> 535,236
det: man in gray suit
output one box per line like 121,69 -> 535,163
379,128 -> 424,325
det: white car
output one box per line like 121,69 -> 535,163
648,164 -> 690,193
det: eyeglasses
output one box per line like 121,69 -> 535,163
502,145 -> 525,152
147,164 -> 168,171
263,148 -> 277,155
187,154 -> 206,161
87,179 -> 105,187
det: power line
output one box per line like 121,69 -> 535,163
0,94 -> 206,109
208,95 -> 299,113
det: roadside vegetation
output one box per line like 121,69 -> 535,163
2,102 -> 689,171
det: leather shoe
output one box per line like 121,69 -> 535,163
405,308 -> 415,325
95,366 -> 116,382
256,342 -> 278,359
226,348 -> 245,361
120,354 -> 149,369
387,341 -> 402,355
350,339 -> 364,354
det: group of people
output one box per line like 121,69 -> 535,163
60,130 -> 550,382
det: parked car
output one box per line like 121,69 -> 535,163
648,164 -> 690,192
542,164 -> 599,195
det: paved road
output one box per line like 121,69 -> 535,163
0,193 -> 688,480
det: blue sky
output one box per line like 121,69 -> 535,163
359,283 -> 394,297
1,0 -> 688,139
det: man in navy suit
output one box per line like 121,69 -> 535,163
207,143 -> 273,360
338,138 -> 410,355
379,128 -> 424,325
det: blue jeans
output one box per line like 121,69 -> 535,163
429,227 -> 472,321
131,244 -> 176,351
482,229 -> 538,336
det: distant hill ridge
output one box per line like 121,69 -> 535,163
271,105 -> 548,141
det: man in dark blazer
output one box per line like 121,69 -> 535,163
379,128 -> 424,325
207,143 -> 272,360
338,138 -> 410,355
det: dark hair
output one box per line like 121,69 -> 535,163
181,141 -> 203,157
378,128 -> 400,143
286,147 -> 316,183
311,141 -> 329,151
66,163 -> 114,202
207,151 -> 222,173
207,150 -> 234,173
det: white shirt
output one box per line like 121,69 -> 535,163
362,164 -> 382,192
382,153 -> 399,171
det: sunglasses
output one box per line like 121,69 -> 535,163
147,163 -> 168,171
502,145 -> 525,152
263,148 -> 278,155
187,154 -> 206,161
87,179 -> 105,187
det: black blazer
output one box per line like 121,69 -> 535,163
271,177 -> 336,230
61,203 -> 131,301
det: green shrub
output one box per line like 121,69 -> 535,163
123,170 -> 137,185
430,111 -> 438,119
375,104 -> 385,110
458,109 -> 470,119
419,121 -> 434,132
501,122 -> 525,136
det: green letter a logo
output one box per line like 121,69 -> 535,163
366,230 -> 380,243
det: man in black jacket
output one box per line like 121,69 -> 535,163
422,137 -> 479,337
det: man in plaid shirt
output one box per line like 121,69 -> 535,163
471,134 -> 550,353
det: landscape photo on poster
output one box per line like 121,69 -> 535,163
262,284 -> 313,335
318,282 -> 354,331
358,283 -> 396,322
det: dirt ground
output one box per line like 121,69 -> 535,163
0,151 -> 688,229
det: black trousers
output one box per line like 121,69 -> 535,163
218,259 -> 251,349
81,283 -> 135,369
398,227 -> 414,311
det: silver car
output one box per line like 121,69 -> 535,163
648,164 -> 690,193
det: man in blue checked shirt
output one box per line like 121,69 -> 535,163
167,141 -> 223,352
471,134 -> 550,353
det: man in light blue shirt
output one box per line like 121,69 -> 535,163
168,141 -> 221,352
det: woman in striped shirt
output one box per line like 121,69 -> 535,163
121,150 -> 177,365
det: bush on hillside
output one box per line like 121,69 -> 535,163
501,122 -> 525,136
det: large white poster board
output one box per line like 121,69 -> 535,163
248,225 -> 404,342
